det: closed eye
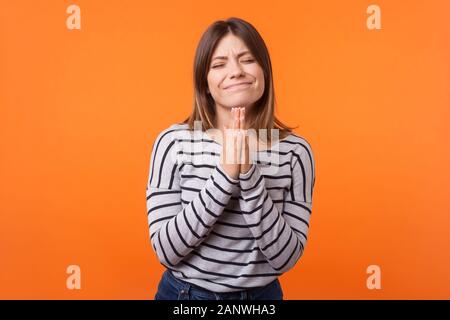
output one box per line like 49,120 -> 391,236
211,59 -> 255,69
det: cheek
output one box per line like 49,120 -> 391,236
247,66 -> 264,85
207,73 -> 222,91
254,73 -> 265,93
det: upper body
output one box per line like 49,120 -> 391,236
146,122 -> 315,292
146,17 -> 316,292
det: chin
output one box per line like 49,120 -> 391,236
223,97 -> 256,108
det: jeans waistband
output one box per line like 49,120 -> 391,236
165,269 -> 278,300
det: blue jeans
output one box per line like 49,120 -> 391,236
154,269 -> 283,300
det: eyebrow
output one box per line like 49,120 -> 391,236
212,50 -> 252,61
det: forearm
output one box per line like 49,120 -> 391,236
148,163 -> 238,267
239,164 -> 308,272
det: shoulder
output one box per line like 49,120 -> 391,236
152,123 -> 192,146
280,132 -> 313,155
279,132 -> 315,170
150,123 -> 194,168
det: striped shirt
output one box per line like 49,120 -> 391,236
145,123 -> 315,292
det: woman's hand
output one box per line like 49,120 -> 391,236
220,107 -> 241,180
220,107 -> 251,180
239,107 -> 252,174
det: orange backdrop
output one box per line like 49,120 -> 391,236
1,0 -> 449,299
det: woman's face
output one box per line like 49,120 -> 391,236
207,33 -> 265,112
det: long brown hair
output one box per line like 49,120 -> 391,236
183,17 -> 297,142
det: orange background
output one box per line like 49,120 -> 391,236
1,0 -> 449,299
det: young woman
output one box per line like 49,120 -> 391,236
146,17 -> 315,300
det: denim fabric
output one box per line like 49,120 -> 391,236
154,269 -> 283,300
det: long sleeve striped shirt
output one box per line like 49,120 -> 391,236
145,123 -> 315,292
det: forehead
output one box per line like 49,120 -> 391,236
212,33 -> 250,57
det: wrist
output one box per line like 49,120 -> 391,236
240,163 -> 254,175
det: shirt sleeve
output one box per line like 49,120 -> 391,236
146,127 -> 239,267
238,145 -> 315,273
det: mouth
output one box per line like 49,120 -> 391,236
224,82 -> 253,90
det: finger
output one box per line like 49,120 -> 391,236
236,130 -> 242,164
234,107 -> 240,132
229,126 -> 235,165
244,131 -> 250,165
221,125 -> 226,163
225,125 -> 235,165
231,108 -> 236,131
239,109 -> 242,131
239,129 -> 246,165
231,137 -> 237,165
242,130 -> 247,165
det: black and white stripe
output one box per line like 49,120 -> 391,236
146,123 -> 315,292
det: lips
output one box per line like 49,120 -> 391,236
224,82 -> 252,89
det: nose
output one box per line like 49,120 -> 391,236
229,60 -> 245,79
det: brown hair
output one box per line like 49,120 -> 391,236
183,17 -> 297,142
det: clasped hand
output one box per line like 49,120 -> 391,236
220,107 -> 253,180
